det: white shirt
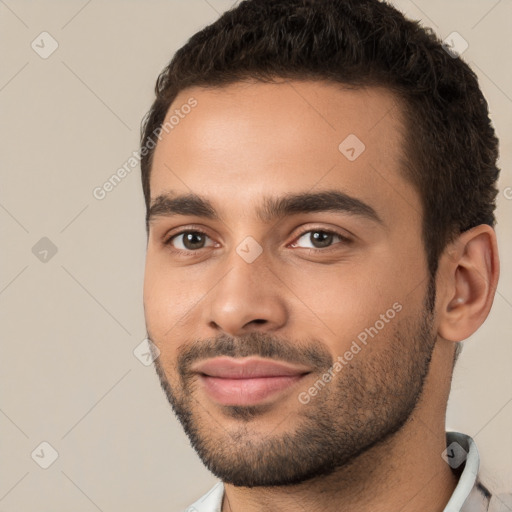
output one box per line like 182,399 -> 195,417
183,432 -> 503,512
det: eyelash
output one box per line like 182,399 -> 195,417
163,227 -> 352,257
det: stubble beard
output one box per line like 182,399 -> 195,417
149,282 -> 437,487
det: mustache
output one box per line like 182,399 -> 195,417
176,331 -> 334,376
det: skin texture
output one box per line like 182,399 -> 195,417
143,81 -> 499,512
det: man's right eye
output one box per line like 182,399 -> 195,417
165,230 -> 216,252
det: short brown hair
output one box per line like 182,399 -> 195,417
140,0 -> 500,280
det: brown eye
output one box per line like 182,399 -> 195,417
167,231 -> 214,251
309,231 -> 335,248
291,229 -> 351,250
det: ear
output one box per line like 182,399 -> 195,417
437,225 -> 500,342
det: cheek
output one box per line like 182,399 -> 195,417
283,252 -> 417,352
143,255 -> 204,344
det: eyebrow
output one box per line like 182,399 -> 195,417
147,190 -> 383,227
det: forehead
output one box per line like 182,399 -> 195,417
150,80 -> 421,228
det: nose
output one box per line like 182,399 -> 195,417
204,250 -> 288,337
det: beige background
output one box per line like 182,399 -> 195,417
0,0 -> 511,510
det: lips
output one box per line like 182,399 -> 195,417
192,356 -> 311,406
193,357 -> 311,378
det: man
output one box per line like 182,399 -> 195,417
140,0 -> 503,510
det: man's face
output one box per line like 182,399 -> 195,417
143,81 -> 437,486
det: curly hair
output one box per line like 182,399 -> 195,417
140,0 -> 500,284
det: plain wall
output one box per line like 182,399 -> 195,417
1,0 -> 510,510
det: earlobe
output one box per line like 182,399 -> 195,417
437,225 -> 500,342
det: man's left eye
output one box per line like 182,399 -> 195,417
290,229 -> 351,250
